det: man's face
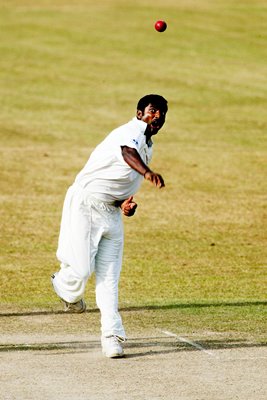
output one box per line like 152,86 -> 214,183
137,103 -> 167,135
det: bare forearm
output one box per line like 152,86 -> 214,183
121,146 -> 165,188
121,146 -> 150,176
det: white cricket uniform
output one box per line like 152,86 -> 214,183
53,117 -> 153,339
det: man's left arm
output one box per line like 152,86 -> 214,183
118,196 -> 137,217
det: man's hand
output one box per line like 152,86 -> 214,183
120,196 -> 138,217
144,171 -> 165,188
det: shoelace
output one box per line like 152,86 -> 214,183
115,335 -> 126,343
106,335 -> 126,343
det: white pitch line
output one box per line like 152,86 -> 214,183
161,330 -> 219,358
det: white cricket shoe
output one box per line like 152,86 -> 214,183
101,335 -> 125,358
51,274 -> 86,313
62,298 -> 86,313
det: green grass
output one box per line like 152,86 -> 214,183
0,0 -> 266,341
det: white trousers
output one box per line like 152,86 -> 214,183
53,184 -> 126,338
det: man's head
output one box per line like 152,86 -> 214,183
136,94 -> 168,136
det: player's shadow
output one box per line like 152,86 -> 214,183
1,337 -> 266,358
123,338 -> 267,359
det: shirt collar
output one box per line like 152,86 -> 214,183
132,117 -> 153,147
132,117 -> 147,134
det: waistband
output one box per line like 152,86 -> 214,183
73,183 -> 121,210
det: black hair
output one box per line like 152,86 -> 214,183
137,94 -> 168,113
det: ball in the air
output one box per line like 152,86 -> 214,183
154,20 -> 167,32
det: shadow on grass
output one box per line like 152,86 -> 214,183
0,300 -> 266,317
1,336 -> 266,356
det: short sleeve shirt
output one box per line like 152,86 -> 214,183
75,117 -> 153,202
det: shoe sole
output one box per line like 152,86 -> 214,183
62,299 -> 86,313
51,275 -> 86,313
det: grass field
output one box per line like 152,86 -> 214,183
0,0 -> 266,341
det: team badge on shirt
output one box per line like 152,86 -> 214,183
132,139 -> 139,146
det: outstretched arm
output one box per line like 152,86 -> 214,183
121,146 -> 165,188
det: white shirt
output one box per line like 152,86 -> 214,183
75,117 -> 153,202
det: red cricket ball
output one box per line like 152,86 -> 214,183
154,20 -> 167,32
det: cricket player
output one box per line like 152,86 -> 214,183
51,94 -> 168,357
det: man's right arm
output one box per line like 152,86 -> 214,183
121,146 -> 165,188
